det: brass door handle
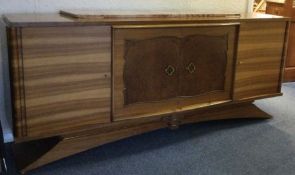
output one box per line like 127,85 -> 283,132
186,62 -> 196,74
165,65 -> 176,76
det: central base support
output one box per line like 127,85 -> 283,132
13,102 -> 272,174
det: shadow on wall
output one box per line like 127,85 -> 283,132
0,18 -> 13,143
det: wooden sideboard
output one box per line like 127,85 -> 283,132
266,0 -> 295,81
3,12 -> 289,174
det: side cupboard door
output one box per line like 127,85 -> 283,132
234,21 -> 287,100
9,26 -> 112,138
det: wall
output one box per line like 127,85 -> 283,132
0,0 -> 252,143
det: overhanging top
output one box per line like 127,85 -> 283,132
3,11 -> 289,27
60,10 -> 241,19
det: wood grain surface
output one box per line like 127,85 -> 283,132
3,13 -> 288,28
60,10 -> 241,19
113,24 -> 238,121
234,21 -> 287,100
10,26 -> 112,138
285,22 -> 295,81
123,36 -> 179,104
13,102 -> 272,174
7,28 -> 26,137
265,0 -> 295,82
286,23 -> 295,67
123,34 -> 230,104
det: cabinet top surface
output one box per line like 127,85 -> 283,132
3,11 -> 289,27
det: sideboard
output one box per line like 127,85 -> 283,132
3,11 -> 289,174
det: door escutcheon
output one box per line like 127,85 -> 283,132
186,62 -> 196,74
165,65 -> 176,76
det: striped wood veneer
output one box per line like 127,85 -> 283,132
234,21 -> 287,100
10,26 -> 111,138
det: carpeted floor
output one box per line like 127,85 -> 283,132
21,83 -> 295,175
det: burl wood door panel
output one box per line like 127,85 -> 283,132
178,27 -> 237,111
113,24 -> 238,121
234,21 -> 286,99
124,37 -> 179,104
15,26 -> 111,138
180,35 -> 228,96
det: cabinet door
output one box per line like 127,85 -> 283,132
113,28 -> 180,120
11,26 -> 112,138
180,35 -> 228,96
234,21 -> 286,99
123,37 -> 179,105
177,26 -> 237,110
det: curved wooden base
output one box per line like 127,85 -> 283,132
13,102 -> 272,174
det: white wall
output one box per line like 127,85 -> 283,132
0,0 -> 252,143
